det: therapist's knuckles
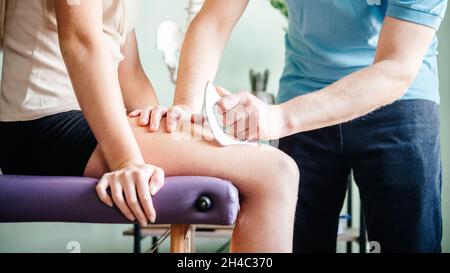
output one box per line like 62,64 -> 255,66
138,107 -> 153,126
166,105 -> 192,132
149,106 -> 168,131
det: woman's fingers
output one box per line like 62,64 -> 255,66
149,106 -> 168,132
96,176 -> 114,207
94,163 -> 168,226
136,174 -> 156,223
123,178 -> 148,227
110,181 -> 136,222
149,167 -> 165,196
122,175 -> 148,227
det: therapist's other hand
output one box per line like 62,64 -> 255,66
96,163 -> 165,227
165,104 -> 205,133
129,105 -> 168,132
216,87 -> 286,141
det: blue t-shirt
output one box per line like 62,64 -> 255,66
278,0 -> 448,104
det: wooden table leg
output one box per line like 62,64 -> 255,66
170,224 -> 193,253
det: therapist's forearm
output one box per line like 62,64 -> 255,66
174,18 -> 231,112
281,60 -> 414,135
119,31 -> 159,112
120,68 -> 159,112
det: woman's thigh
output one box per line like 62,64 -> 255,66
84,117 -> 297,197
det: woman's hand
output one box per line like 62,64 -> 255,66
128,106 -> 168,132
216,87 -> 287,141
96,163 -> 165,227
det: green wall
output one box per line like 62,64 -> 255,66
0,0 -> 448,253
438,13 -> 450,253
137,0 -> 286,107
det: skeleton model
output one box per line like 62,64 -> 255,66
156,0 -> 205,83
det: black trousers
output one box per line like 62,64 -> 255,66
279,100 -> 442,253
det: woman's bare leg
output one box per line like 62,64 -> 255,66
84,118 -> 299,253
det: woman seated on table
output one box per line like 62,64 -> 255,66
0,0 -> 298,253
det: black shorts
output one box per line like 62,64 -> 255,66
0,111 -> 98,176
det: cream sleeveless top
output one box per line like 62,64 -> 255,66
0,0 -> 138,121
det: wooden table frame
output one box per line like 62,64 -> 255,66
124,224 -> 234,253
170,224 -> 194,253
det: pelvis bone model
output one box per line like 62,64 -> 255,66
156,0 -> 205,83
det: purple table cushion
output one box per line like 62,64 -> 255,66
0,175 -> 239,225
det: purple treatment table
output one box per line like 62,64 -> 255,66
0,175 -> 240,253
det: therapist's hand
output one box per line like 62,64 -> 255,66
96,162 -> 165,227
128,105 -> 168,132
216,87 -> 287,141
165,105 -> 205,133
130,105 -> 204,133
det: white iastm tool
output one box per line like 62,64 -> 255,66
203,82 -> 258,147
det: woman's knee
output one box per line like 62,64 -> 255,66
246,148 -> 300,203
272,151 -> 300,199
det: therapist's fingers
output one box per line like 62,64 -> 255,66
128,109 -> 143,118
231,125 -> 259,141
149,106 -> 168,132
96,176 -> 114,207
166,106 -> 190,132
247,129 -> 259,141
226,109 -> 259,141
139,107 -> 154,126
216,86 -> 231,97
217,94 -> 240,114
244,110 -> 260,140
216,87 -> 235,113
166,109 -> 181,132
222,104 -> 248,127
235,128 -> 250,141
191,114 -> 205,125
217,91 -> 252,114
227,116 -> 248,139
